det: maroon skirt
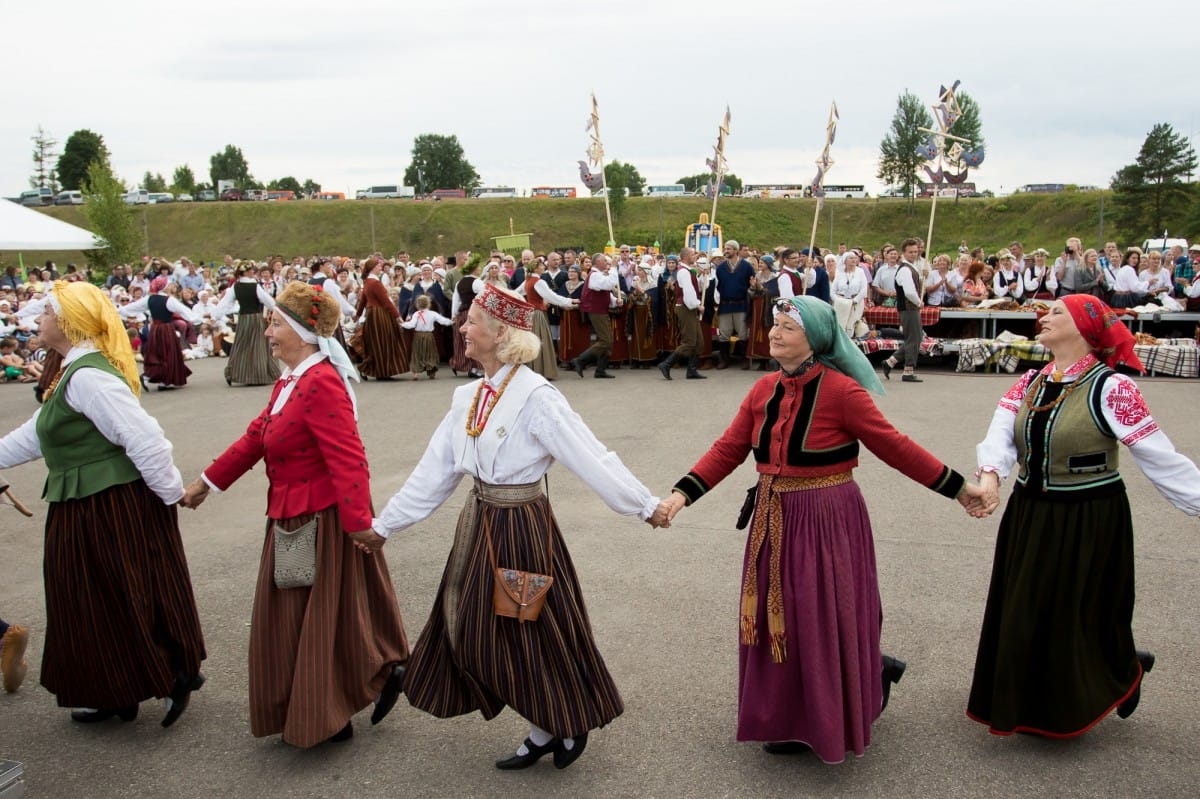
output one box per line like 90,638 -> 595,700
143,320 -> 191,386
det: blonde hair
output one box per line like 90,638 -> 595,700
478,312 -> 541,365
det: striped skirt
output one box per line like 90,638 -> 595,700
249,508 -> 409,748
404,482 -> 623,739
357,308 -> 409,378
41,479 -> 206,709
524,310 -> 558,379
410,330 -> 440,374
143,320 -> 191,386
449,311 -> 479,374
225,311 -> 280,386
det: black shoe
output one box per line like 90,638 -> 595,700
157,384 -> 176,391
554,732 -> 588,770
496,737 -> 556,770
161,671 -> 205,728
593,370 -> 615,378
658,362 -> 672,380
140,374 -> 150,391
371,664 -> 405,725
881,655 -> 907,712
1118,650 -> 1156,719
71,705 -> 139,723
685,371 -> 707,379
327,721 -> 354,743
901,374 -> 923,383
762,741 -> 811,755
882,361 -> 892,380
572,359 -> 585,378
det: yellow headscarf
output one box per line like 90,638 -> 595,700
50,281 -> 141,396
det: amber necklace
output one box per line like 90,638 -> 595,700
41,367 -> 67,402
465,366 -> 519,437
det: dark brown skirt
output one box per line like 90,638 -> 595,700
41,479 -> 206,709
525,310 -> 558,379
410,330 -> 440,374
143,320 -> 191,386
404,487 -> 623,739
357,308 -> 409,378
449,310 -> 479,374
249,508 -> 409,748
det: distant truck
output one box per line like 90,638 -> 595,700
356,185 -> 415,199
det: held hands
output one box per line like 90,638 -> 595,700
649,492 -> 688,529
179,478 -> 210,509
347,528 -> 386,554
958,474 -> 1001,519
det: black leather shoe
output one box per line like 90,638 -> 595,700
881,655 -> 907,712
882,361 -> 892,380
553,732 -> 588,769
901,374 -> 923,383
162,672 -> 205,728
685,371 -> 707,379
762,741 -> 811,754
572,360 -> 585,378
496,737 -> 556,770
371,664 -> 405,725
658,362 -> 672,380
1118,650 -> 1156,719
593,370 -> 615,378
327,721 -> 354,743
72,705 -> 139,723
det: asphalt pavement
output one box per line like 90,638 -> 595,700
1,358 -> 1197,799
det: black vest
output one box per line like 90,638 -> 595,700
148,294 -> 174,322
234,281 -> 262,313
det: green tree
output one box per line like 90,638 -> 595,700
605,160 -> 645,196
56,129 -> 108,190
675,172 -> 742,195
83,160 -> 143,273
172,164 -> 197,196
142,171 -> 168,192
301,178 -> 321,197
30,125 -> 59,190
1111,123 -> 1198,239
877,91 -> 934,199
402,134 -> 480,193
209,144 -> 252,190
268,176 -> 303,195
603,161 -> 628,224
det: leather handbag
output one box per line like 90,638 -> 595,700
274,517 -> 318,589
485,525 -> 553,623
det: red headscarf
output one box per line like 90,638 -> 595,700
1060,294 -> 1144,373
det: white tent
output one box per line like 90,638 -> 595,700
0,200 -> 103,251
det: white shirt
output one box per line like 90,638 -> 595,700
1111,265 -> 1149,295
0,345 -> 185,504
895,261 -> 922,307
676,267 -> 701,310
211,278 -> 276,319
372,364 -> 658,538
118,293 -> 203,324
923,270 -> 952,306
976,367 -> 1200,515
776,267 -> 815,299
992,266 -> 1024,300
872,263 -> 898,294
587,269 -> 619,307
1143,269 -> 1172,296
1023,264 -> 1058,295
831,269 -> 868,302
401,309 -> 454,331
530,278 -> 576,309
316,274 -> 356,315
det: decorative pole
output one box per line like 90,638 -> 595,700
709,106 -> 731,225
915,81 -> 983,259
586,93 -> 615,247
805,102 -> 839,294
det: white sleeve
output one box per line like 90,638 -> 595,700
534,279 -> 575,308
1187,279 -> 1200,299
324,278 -> 355,314
166,297 -> 203,324
211,289 -> 238,319
975,370 -> 1037,479
399,317 -> 416,330
63,369 -> 185,504
588,271 -> 619,292
255,284 -> 277,310
853,272 -> 869,301
433,312 -> 455,326
897,268 -> 922,306
372,409 -> 466,537
527,389 -> 659,520
778,272 -> 795,299
679,272 -> 701,309
118,297 -> 149,317
1100,374 -> 1200,515
0,410 -> 44,468
451,290 -> 463,317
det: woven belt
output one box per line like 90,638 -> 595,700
769,472 -> 852,493
472,480 -> 543,507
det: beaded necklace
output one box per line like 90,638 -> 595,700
1024,354 -> 1097,413
465,366 -> 519,437
41,367 -> 67,402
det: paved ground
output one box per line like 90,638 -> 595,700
1,358 -> 1197,799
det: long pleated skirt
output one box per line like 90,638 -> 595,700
249,508 -> 409,748
410,330 -> 440,374
628,303 -> 656,363
404,483 -> 623,739
449,310 -> 479,375
737,479 -> 883,764
143,320 -> 191,386
41,479 -> 206,709
357,308 -> 409,378
225,311 -> 280,386
967,483 -> 1141,737
525,310 -> 558,379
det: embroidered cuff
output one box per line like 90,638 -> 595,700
672,472 -> 710,506
930,467 -> 966,500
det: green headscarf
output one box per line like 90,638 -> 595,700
776,295 -> 885,394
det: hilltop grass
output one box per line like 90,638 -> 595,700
29,191 -> 1114,268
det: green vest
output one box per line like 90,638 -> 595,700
36,352 -> 141,501
1014,363 -> 1120,493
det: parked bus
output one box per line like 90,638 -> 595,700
430,188 -> 467,199
821,184 -> 867,198
741,184 -> 807,198
645,184 -> 688,198
918,182 -> 977,198
315,192 -> 346,200
266,190 -> 295,201
1016,183 -> 1066,194
472,186 -> 518,198
531,186 -> 577,199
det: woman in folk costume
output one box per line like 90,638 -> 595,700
354,257 -> 410,380
626,260 -> 658,368
400,294 -> 454,380
181,282 -> 409,747
118,275 -> 201,390
210,265 -> 281,386
0,281 -> 206,726
520,259 -> 577,380
371,283 -> 669,770
661,296 -> 986,763
968,295 -> 1200,737
449,261 -> 482,378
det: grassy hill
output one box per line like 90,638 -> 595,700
26,191 -> 1116,268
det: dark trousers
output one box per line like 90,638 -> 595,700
583,312 -> 613,359
672,306 -> 701,358
898,308 -> 922,368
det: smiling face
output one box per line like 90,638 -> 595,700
265,312 -> 314,369
460,302 -> 502,368
769,309 -> 813,371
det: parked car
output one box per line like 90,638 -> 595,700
219,188 -> 243,201
429,188 -> 467,199
244,189 -> 266,201
198,190 -> 217,202
123,189 -> 150,205
148,192 -> 174,204
19,188 -> 54,207
54,190 -> 84,205
1142,237 -> 1189,255
356,185 -> 415,199
176,193 -> 194,202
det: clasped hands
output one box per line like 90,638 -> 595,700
958,473 -> 1001,519
646,492 -> 687,530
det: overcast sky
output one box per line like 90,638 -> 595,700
5,0 -> 1197,198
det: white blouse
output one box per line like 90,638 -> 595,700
832,269 -> 868,302
373,364 -> 659,537
1111,265 -> 1149,294
976,365 -> 1200,515
118,293 -> 203,324
0,345 -> 185,504
211,278 -> 276,319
